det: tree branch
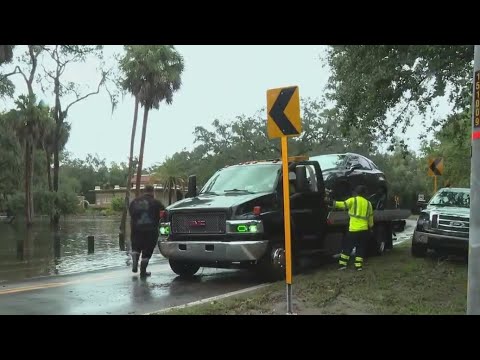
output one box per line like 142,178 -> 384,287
64,75 -> 105,116
0,65 -> 23,80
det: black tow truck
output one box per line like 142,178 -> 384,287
158,156 -> 410,279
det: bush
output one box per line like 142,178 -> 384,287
57,191 -> 80,216
110,196 -> 125,212
6,193 -> 24,215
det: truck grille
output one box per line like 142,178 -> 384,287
171,213 -> 226,234
436,215 -> 469,235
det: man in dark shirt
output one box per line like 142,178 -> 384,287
128,185 -> 165,278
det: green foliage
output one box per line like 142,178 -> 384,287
110,196 -> 125,212
0,45 -> 15,99
421,111 -> 471,188
6,190 -> 79,216
325,45 -> 474,142
33,190 -> 56,215
6,193 -> 25,215
56,191 -> 80,215
0,113 -> 22,196
119,45 -> 185,108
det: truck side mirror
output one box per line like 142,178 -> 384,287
295,166 -> 308,193
187,175 -> 197,198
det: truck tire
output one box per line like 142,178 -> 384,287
411,243 -> 427,258
257,245 -> 286,282
169,259 -> 200,278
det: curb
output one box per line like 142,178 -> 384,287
144,283 -> 270,315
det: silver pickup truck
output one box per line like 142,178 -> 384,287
412,187 -> 470,257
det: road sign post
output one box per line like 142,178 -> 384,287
468,45 -> 480,315
428,157 -> 444,194
267,86 -> 301,315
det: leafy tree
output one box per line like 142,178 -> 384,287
41,45 -> 117,225
325,45 -> 473,143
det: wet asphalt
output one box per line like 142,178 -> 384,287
0,260 -> 263,315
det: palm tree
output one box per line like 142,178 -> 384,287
36,106 -> 70,192
153,157 -> 186,205
11,95 -> 50,225
117,45 -> 144,238
133,46 -> 185,197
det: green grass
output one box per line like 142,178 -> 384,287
157,245 -> 467,315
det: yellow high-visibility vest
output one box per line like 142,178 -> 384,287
334,196 -> 374,232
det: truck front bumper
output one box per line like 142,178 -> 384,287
159,240 -> 269,263
413,230 -> 468,251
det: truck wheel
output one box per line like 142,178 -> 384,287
169,259 -> 200,278
257,245 -> 286,282
411,243 -> 427,258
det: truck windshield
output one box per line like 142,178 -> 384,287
429,190 -> 470,208
200,164 -> 281,194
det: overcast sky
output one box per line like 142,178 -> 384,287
2,45 -> 450,168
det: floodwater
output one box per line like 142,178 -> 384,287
0,217 -> 163,282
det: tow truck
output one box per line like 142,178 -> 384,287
158,156 -> 410,280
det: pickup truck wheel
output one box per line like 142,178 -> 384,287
169,259 -> 200,278
411,243 -> 427,258
257,245 -> 286,282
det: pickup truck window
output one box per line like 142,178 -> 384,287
201,164 -> 281,194
429,189 -> 470,208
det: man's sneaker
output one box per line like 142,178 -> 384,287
338,266 -> 347,271
356,267 -> 363,271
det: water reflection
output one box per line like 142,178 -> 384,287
0,217 -> 163,282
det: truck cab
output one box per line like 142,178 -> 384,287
412,187 -> 470,257
158,158 -> 329,279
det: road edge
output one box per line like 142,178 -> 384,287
144,283 -> 270,315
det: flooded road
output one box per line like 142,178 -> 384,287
0,263 -> 263,315
0,217 -> 163,282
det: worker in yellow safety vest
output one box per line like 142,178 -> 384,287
331,185 -> 374,271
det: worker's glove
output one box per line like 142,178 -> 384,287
324,190 -> 334,208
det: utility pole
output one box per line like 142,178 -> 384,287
468,45 -> 480,314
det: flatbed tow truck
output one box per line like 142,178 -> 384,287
158,156 -> 410,280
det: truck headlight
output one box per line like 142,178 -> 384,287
227,220 -> 264,234
159,223 -> 170,236
417,213 -> 430,230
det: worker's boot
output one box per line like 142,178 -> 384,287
140,258 -> 151,278
131,252 -> 139,273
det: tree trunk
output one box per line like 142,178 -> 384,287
135,107 -> 150,198
29,146 -> 34,220
46,150 -> 52,192
120,96 -> 140,238
24,140 -> 33,226
168,188 -> 172,205
52,117 -> 61,226
52,71 -> 62,227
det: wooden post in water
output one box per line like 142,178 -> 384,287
119,233 -> 125,251
87,235 -> 94,254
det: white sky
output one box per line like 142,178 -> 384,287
2,45 -> 451,167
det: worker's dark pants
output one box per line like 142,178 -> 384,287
131,229 -> 158,263
338,230 -> 369,269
